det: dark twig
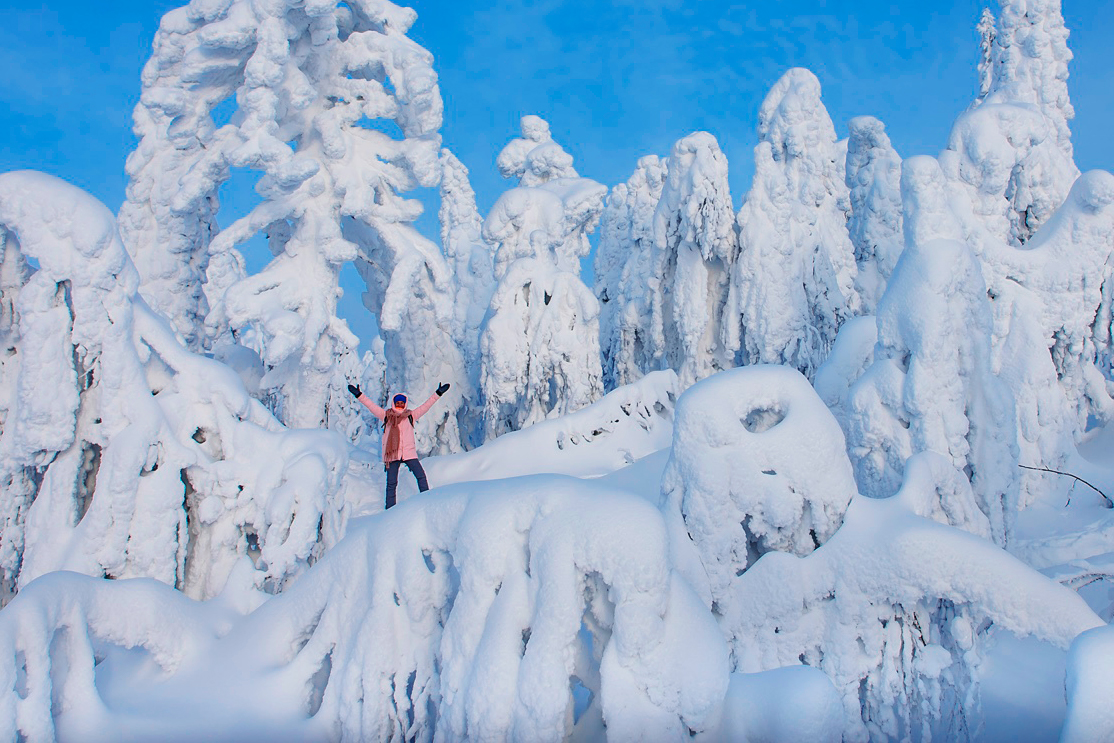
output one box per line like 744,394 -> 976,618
1019,464 -> 1113,508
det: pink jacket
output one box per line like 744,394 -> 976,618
357,392 -> 440,462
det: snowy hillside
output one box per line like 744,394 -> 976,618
2,0 -> 1114,741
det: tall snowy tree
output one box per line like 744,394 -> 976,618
940,0 -> 1078,247
126,0 -> 460,433
117,0 -> 234,352
480,116 -> 606,439
847,156 -> 1019,545
0,171 -> 352,602
988,170 -> 1114,505
439,148 -> 495,447
595,155 -> 667,390
725,68 -> 860,380
845,116 -> 903,314
648,133 -> 735,388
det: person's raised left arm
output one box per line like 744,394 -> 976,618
412,382 -> 450,421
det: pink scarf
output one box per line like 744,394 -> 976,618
383,407 -> 411,462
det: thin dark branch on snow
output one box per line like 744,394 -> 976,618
1019,464 -> 1113,508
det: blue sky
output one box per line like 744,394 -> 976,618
1,0 -> 1112,350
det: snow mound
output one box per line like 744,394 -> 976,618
663,365 -> 856,610
700,667 -> 844,743
382,370 -> 681,502
1062,623 -> 1114,743
730,466 -> 1101,742
0,476 -> 731,742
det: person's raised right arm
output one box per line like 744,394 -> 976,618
348,383 -> 385,420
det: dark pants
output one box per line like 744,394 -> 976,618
385,458 -> 428,509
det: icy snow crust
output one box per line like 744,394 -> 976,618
1,478 -> 733,742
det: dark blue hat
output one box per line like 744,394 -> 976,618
393,394 -> 407,405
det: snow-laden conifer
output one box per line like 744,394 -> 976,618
126,0 -> 456,431
439,148 -> 495,446
726,68 -> 859,379
648,133 -> 735,388
847,156 -> 1019,545
985,170 -> 1114,504
595,155 -> 668,390
117,0 -> 235,351
480,116 -> 606,438
0,171 -> 352,601
846,116 -> 903,314
941,0 -> 1078,246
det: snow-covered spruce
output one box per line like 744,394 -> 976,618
117,0 -> 233,352
845,116 -> 903,314
662,366 -> 856,610
940,0 -> 1078,248
847,156 -> 1019,546
726,68 -> 860,380
131,0 -> 466,436
439,149 -> 496,447
644,133 -> 735,389
595,155 -> 668,391
0,171 -> 350,601
0,477 -> 734,742
986,170 -> 1114,505
480,116 -> 606,439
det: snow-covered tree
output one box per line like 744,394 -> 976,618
595,155 -> 668,390
847,156 -> 1019,545
726,68 -> 860,380
480,116 -> 606,438
116,0 -> 234,352
325,339 -> 386,449
129,0 -> 456,432
940,0 -> 1078,247
647,133 -> 735,388
0,171 -> 351,601
845,116 -> 903,313
986,170 -> 1114,504
439,148 -> 495,447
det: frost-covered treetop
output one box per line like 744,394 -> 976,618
758,68 -> 841,172
845,115 -> 903,313
496,115 -> 579,187
484,115 -> 605,275
983,0 -> 1075,159
656,132 -> 735,264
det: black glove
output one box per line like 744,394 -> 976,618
347,383 -> 362,399
436,382 -> 450,396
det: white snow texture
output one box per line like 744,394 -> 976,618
2,0 -> 1114,740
